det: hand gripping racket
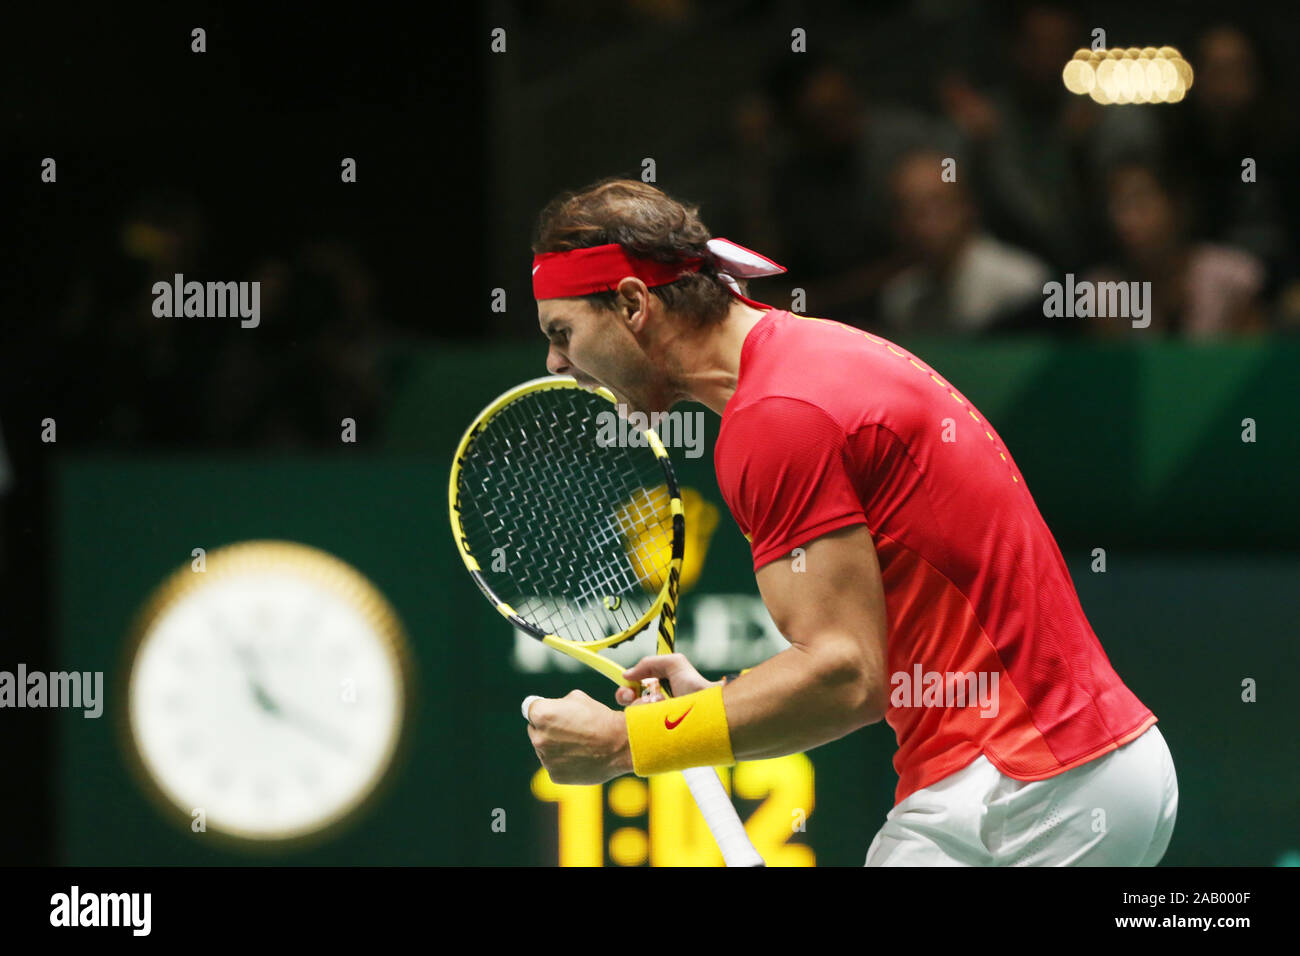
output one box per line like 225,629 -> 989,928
448,376 -> 764,867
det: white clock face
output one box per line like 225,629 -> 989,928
126,545 -> 407,843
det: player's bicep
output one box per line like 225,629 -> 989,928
754,524 -> 889,722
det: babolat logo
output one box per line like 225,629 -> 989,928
450,486 -> 473,557
454,426 -> 485,489
657,566 -> 681,644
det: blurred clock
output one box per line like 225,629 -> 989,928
122,541 -> 411,847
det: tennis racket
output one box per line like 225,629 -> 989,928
448,375 -> 764,867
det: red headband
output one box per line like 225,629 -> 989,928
531,238 -> 786,311
532,244 -> 700,299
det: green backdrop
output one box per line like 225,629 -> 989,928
55,337 -> 1300,864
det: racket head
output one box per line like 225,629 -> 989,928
449,377 -> 685,668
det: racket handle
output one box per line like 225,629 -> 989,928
681,766 -> 766,867
639,679 -> 765,866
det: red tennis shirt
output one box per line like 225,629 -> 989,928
714,310 -> 1156,805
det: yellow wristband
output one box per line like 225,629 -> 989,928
625,684 -> 735,776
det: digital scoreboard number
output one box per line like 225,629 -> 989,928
532,753 -> 815,866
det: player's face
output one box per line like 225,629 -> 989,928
538,299 -> 671,416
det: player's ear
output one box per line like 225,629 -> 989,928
615,278 -> 651,332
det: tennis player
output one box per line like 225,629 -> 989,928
523,177 -> 1177,866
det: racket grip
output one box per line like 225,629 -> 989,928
681,766 -> 766,867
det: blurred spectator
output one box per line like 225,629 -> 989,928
53,189 -> 224,447
716,91 -> 785,271
1086,159 -> 1266,338
206,240 -> 388,449
877,150 -> 1051,335
938,3 -> 1160,271
754,51 -> 962,314
44,191 -> 388,450
1160,23 -> 1297,295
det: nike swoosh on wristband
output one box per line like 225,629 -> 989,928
664,705 -> 693,730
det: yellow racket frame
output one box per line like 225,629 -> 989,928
448,376 -> 685,688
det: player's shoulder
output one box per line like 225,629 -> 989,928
722,392 -> 841,430
726,311 -> 941,443
748,310 -> 910,385
715,394 -> 849,475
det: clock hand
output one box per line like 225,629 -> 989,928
274,703 -> 353,756
251,681 -> 282,715
228,640 -> 352,755
231,643 -> 282,714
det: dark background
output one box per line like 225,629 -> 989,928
2,4 -> 487,865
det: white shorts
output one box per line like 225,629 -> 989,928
865,725 -> 1178,866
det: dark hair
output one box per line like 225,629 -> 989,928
531,176 -> 739,327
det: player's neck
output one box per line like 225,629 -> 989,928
668,299 -> 771,416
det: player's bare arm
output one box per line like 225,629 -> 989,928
707,524 -> 889,760
530,524 -> 888,783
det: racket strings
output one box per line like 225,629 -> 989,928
457,388 -> 675,643
483,397 -> 654,638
